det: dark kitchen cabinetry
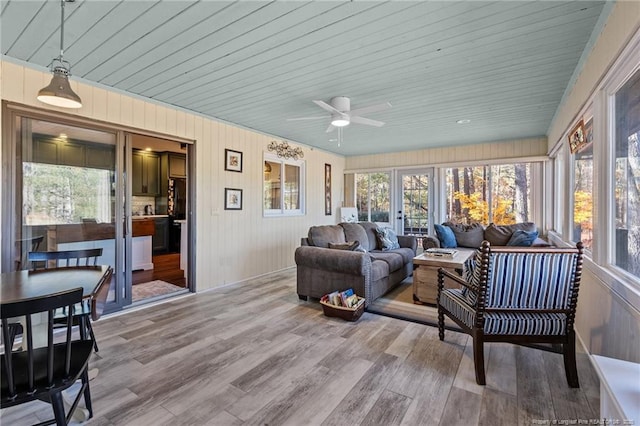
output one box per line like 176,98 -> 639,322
168,153 -> 186,178
152,217 -> 169,253
132,150 -> 160,196
32,135 -> 114,170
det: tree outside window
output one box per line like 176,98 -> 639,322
614,69 -> 640,278
445,164 -> 531,225
355,172 -> 390,223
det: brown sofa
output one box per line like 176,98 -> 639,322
295,222 -> 417,306
422,222 -> 549,250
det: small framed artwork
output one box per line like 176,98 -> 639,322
568,120 -> 586,154
225,149 -> 243,172
224,188 -> 243,210
324,163 -> 332,215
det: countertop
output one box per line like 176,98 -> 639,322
132,215 -> 169,219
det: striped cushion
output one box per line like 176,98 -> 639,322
440,289 -> 475,327
486,252 -> 577,310
461,251 -> 483,306
483,312 -> 567,335
440,289 -> 567,335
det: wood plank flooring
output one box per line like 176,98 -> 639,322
1,269 -> 600,426
132,253 -> 186,287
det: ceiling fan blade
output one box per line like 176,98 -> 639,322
349,102 -> 391,117
325,124 -> 336,133
286,116 -> 328,121
350,116 -> 385,127
313,100 -> 342,115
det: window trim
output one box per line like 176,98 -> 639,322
263,152 -> 305,217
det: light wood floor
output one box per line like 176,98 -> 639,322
1,269 -> 600,426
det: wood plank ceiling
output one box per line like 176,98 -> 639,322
1,1 -> 606,156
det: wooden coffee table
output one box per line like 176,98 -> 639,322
412,249 -> 475,306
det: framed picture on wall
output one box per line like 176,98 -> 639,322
224,188 -> 243,210
325,163 -> 331,215
568,120 -> 586,154
225,149 -> 243,172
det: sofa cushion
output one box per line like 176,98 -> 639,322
388,247 -> 416,264
339,223 -> 369,252
370,259 -> 390,282
308,225 -> 346,248
435,224 -> 457,248
369,251 -> 404,272
506,230 -> 539,247
446,222 -> 484,248
358,222 -> 381,252
329,241 -> 361,251
375,227 -> 400,251
484,222 -> 537,246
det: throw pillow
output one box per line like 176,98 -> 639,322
434,224 -> 457,248
506,230 -> 539,247
375,227 -> 400,251
484,222 -> 537,246
446,222 -> 484,248
328,241 -> 361,251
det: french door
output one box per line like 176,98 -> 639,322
396,169 -> 434,239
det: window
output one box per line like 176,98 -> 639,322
23,163 -> 112,225
613,68 -> 640,278
572,118 -> 594,250
263,154 -> 304,215
444,163 -> 532,225
355,172 -> 390,223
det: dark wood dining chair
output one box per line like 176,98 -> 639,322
27,249 -> 109,352
76,267 -> 113,352
28,248 -> 103,270
1,288 -> 95,425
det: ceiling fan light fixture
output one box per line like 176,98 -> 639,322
331,114 -> 350,127
37,0 -> 82,109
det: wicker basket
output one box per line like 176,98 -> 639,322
320,295 -> 365,322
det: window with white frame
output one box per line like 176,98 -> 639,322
263,154 -> 304,215
613,68 -> 640,279
444,163 -> 534,225
572,117 -> 594,251
355,172 -> 390,223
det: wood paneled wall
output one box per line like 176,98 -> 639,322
345,137 -> 547,170
0,60 -> 346,291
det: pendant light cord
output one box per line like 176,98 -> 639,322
59,0 -> 65,59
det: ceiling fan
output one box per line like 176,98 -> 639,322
287,96 -> 392,133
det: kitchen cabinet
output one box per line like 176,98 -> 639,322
152,217 -> 169,253
169,153 -> 186,178
32,135 -> 113,170
132,150 -> 160,196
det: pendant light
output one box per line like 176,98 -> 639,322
37,0 -> 82,109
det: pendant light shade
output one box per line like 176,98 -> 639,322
37,65 -> 82,108
37,0 -> 82,109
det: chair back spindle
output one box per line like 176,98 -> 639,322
28,249 -> 103,270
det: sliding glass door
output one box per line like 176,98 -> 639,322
3,111 -> 129,312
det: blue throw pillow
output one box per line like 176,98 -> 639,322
506,229 -> 539,246
434,224 -> 457,248
375,227 -> 400,251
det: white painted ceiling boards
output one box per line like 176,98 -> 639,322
1,1 -> 607,156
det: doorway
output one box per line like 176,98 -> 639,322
128,133 -> 190,304
396,169 -> 433,246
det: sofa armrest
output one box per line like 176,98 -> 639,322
422,236 -> 441,250
295,246 -> 371,276
397,235 -> 417,253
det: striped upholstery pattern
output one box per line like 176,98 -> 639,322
483,312 -> 567,335
461,251 -> 483,306
440,289 -> 568,335
485,252 -> 578,310
440,289 -> 475,327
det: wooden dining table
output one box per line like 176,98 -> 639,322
1,265 -> 111,304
